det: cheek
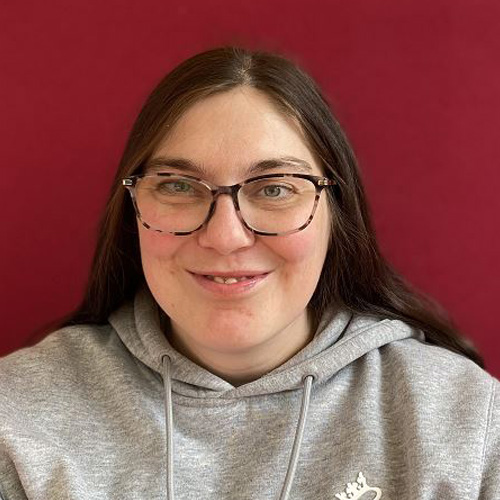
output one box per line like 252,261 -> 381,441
271,200 -> 331,268
270,224 -> 330,280
271,231 -> 318,263
138,229 -> 189,314
138,228 -> 183,270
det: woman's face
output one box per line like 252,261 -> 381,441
138,87 -> 331,362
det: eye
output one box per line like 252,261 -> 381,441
157,180 -> 194,194
143,177 -> 210,203
253,181 -> 297,200
241,178 -> 302,203
261,184 -> 293,198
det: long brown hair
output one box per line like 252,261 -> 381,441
58,46 -> 483,367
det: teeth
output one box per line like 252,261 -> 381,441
216,277 -> 237,284
208,276 -> 249,284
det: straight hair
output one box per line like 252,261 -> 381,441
51,46 -> 482,367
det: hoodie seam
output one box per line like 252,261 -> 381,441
480,377 -> 496,475
166,397 -> 241,408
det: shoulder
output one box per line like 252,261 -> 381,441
342,312 -> 498,397
382,331 -> 496,389
380,327 -> 500,492
373,328 -> 498,429
0,323 -> 134,415
0,323 -> 116,376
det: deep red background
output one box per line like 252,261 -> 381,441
1,0 -> 499,377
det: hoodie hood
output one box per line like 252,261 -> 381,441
110,287 -> 424,499
109,286 -> 422,398
3,286 -> 496,500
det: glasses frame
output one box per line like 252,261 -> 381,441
122,172 -> 337,236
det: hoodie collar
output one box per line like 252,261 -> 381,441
109,286 -> 420,398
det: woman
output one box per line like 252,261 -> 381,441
0,47 -> 498,499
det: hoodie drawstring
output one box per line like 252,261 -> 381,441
161,354 -> 315,500
278,373 -> 314,500
162,355 -> 175,500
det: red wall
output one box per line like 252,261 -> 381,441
1,0 -> 499,377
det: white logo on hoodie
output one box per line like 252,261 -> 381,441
334,472 -> 382,499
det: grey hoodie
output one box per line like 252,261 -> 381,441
0,287 -> 499,499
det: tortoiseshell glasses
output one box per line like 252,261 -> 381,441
122,172 -> 336,236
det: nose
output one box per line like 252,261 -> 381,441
197,194 -> 255,255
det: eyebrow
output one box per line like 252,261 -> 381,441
145,156 -> 313,176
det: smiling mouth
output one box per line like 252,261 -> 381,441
188,271 -> 270,294
204,275 -> 254,284
189,270 -> 270,286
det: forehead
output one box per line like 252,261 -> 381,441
151,87 -> 322,181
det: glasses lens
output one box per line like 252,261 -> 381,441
239,176 -> 317,233
134,175 -> 212,232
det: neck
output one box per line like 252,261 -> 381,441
165,311 -> 315,387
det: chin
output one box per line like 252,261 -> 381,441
196,316 -> 271,351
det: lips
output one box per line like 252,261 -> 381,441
188,270 -> 271,294
205,275 -> 253,284
190,270 -> 270,278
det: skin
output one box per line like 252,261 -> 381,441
138,86 -> 331,386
